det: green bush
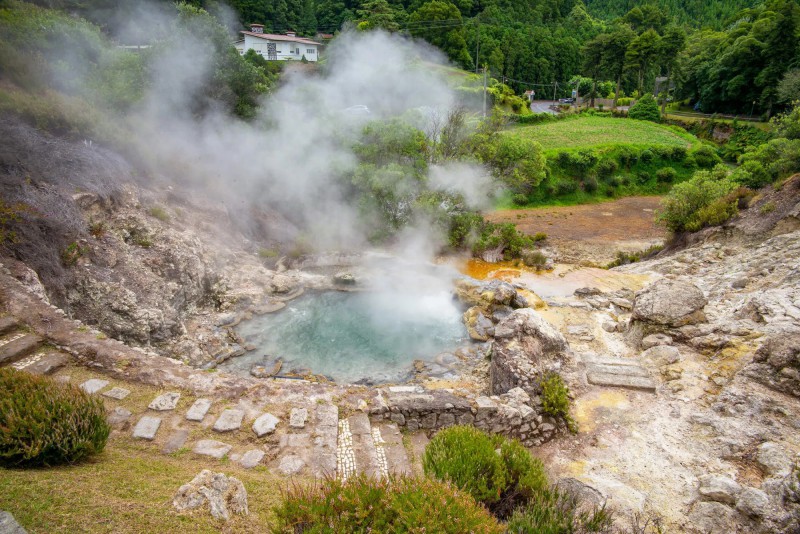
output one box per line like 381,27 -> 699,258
616,97 -> 633,106
0,368 -> 110,467
690,145 -> 722,169
513,193 -> 529,206
596,159 -> 618,179
639,149 -> 655,164
627,94 -> 660,122
731,160 -> 771,188
617,147 -> 638,168
657,169 -> 738,233
669,145 -> 688,161
635,171 -> 652,184
272,474 -> 503,533
522,249 -> 548,269
656,167 -> 678,183
507,488 -> 613,534
540,373 -> 577,433
424,426 -> 549,518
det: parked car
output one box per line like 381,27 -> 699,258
558,98 -> 575,104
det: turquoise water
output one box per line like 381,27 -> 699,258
220,289 -> 468,384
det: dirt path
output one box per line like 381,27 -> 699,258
486,196 -> 668,266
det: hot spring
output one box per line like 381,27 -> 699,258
218,260 -> 470,384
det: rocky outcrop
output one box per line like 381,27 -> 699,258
490,308 -> 569,396
632,279 -> 707,328
454,279 -> 528,312
173,470 -> 248,521
743,334 -> 800,397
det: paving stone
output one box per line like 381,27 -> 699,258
193,439 -> 232,459
587,372 -> 656,392
185,398 -> 212,422
80,378 -> 109,394
0,334 -> 42,365
289,408 -> 308,428
213,409 -> 245,432
148,392 -> 180,411
133,416 -> 162,440
348,413 -> 381,479
280,433 -> 310,448
0,510 -> 27,534
0,315 -> 19,335
162,429 -> 190,454
278,454 -> 305,475
252,413 -> 280,437
11,351 -> 69,375
377,423 -> 412,476
586,363 -> 651,378
311,404 -> 338,478
108,406 -> 132,427
102,387 -> 131,400
238,449 -> 265,469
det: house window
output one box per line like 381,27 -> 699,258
306,48 -> 314,54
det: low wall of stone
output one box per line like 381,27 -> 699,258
370,385 -> 566,447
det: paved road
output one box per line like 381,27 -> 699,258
530,100 -> 558,114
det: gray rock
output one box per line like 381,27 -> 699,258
289,408 -> 308,429
586,372 -> 656,392
736,487 -> 770,517
601,320 -> 617,333
0,511 -> 26,534
688,501 -> 739,533
238,449 -> 265,469
192,439 -> 232,459
732,278 -> 748,289
641,333 -> 673,350
252,413 -> 280,437
641,345 -> 681,366
698,474 -> 741,504
102,387 -> 130,400
611,298 -> 633,310
132,416 -> 162,440
213,409 -> 245,432
148,392 -> 180,411
162,429 -> 190,454
79,378 -> 109,394
278,454 -> 305,475
108,406 -> 132,426
632,279 -> 707,327
173,470 -> 248,521
757,442 -> 793,476
185,398 -> 212,422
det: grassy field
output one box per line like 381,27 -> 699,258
507,115 -> 696,152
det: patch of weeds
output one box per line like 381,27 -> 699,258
540,372 -> 577,433
258,247 -> 278,259
606,244 -> 664,268
88,219 -> 106,239
95,332 -> 107,340
77,325 -> 89,333
532,232 -> 547,242
61,242 -> 87,267
148,206 -> 170,222
760,201 -> 776,214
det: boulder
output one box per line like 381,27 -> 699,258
463,306 -> 493,341
687,501 -> 739,533
632,279 -> 707,327
743,334 -> 800,397
756,442 -> 793,476
173,470 -> 248,521
641,345 -> 681,366
454,279 -> 527,312
641,333 -> 673,350
698,474 -> 741,504
736,487 -> 770,518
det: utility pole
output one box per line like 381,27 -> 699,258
553,82 -> 557,102
483,66 -> 488,118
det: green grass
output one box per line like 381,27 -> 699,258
506,115 -> 696,152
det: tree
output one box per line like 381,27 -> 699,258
600,25 -> 635,108
581,33 -> 606,107
626,28 -> 661,95
628,93 -> 660,122
755,0 -> 800,117
778,69 -> 800,103
409,1 -> 472,69
656,25 -> 686,113
357,0 -> 400,32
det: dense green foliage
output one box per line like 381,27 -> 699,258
0,368 -> 110,467
540,373 -> 577,433
506,488 -> 613,534
627,93 -> 660,122
271,473 -> 503,533
657,165 -> 739,232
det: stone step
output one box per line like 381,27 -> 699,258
586,363 -> 651,378
0,315 -> 19,336
347,412 -> 382,479
586,371 -> 657,392
0,333 -> 43,366
311,404 -> 338,478
580,353 -> 643,367
11,351 -> 69,375
407,432 -> 430,477
374,423 -> 412,477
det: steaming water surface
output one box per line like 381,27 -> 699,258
220,289 -> 468,384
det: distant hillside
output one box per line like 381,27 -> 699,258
584,0 -> 761,29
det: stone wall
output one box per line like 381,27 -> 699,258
370,385 -> 567,447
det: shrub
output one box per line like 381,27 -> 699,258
582,176 -> 598,193
424,426 -> 550,519
513,193 -> 529,206
690,145 -> 722,169
657,170 -> 738,233
669,146 -> 688,161
618,147 -> 638,168
627,94 -> 660,122
596,159 -> 618,179
639,149 -> 655,164
635,171 -> 652,184
507,488 -> 613,534
148,206 -> 170,222
731,160 -> 771,188
532,232 -> 548,242
61,241 -> 86,266
0,368 -> 110,467
272,474 -> 502,533
540,373 -> 577,432
760,201 -> 776,214
685,198 -> 738,232
522,250 -> 548,269
556,180 -> 579,195
656,167 -> 678,183
616,97 -> 633,106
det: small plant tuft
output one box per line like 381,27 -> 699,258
0,368 -> 110,467
148,206 -> 170,222
540,373 -> 577,433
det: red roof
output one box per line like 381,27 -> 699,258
241,31 -> 321,46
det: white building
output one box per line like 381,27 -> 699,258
234,24 -> 322,62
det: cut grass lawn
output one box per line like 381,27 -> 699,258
506,115 -> 696,152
